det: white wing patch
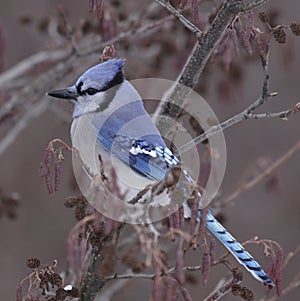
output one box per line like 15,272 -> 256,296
129,139 -> 180,168
129,145 -> 157,157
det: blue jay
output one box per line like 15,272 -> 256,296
47,58 -> 274,286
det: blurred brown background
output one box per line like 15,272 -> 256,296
0,0 -> 299,300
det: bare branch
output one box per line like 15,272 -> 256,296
153,0 -> 245,135
0,49 -> 66,88
80,224 -> 124,301
175,38 -> 299,155
79,14 -> 174,57
154,0 -> 202,37
203,278 -> 240,301
247,102 -> 300,119
0,14 -> 175,156
265,272 -> 300,301
282,245 -> 300,271
219,140 -> 300,209
105,272 -> 155,281
95,277 -> 130,301
0,101 -> 49,156
104,265 -> 202,283
247,40 -> 272,113
243,0 -> 271,11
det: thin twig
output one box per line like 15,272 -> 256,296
247,40 -> 272,114
282,245 -> 300,271
175,38 -> 299,155
104,264 -> 203,282
219,140 -> 300,208
0,14 -> 176,156
95,276 -> 130,301
154,0 -> 202,37
264,272 -> 300,301
243,0 -> 271,11
203,278 -> 239,301
0,101 -> 49,156
174,93 -> 273,156
0,49 -> 66,87
78,14 -> 174,57
247,102 -> 300,119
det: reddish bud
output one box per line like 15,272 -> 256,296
39,148 -> 52,177
209,238 -> 216,264
88,0 -> 95,13
201,252 -> 211,286
96,0 -> 104,20
181,287 -> 192,301
191,0 -> 201,29
179,0 -> 188,9
16,285 -> 22,301
153,276 -> 163,301
229,28 -> 240,57
54,158 -> 63,192
166,277 -> 176,301
275,248 -> 283,296
176,249 -> 185,285
198,208 -> 207,238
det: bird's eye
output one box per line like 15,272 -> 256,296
86,88 -> 98,95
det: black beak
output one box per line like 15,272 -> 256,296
47,87 -> 78,101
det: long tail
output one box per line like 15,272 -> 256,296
201,211 -> 274,286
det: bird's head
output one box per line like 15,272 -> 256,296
47,58 -> 125,118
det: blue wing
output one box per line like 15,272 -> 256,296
99,134 -> 275,286
112,135 -> 179,181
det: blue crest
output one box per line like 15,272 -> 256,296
75,58 -> 125,92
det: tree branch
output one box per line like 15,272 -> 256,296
218,140 -> 300,209
104,264 -> 203,282
0,49 -> 66,88
80,224 -> 125,301
0,13 -> 176,156
175,36 -> 299,155
203,278 -> 239,301
153,0 -> 245,135
265,272 -> 300,301
0,101 -> 49,156
247,102 -> 300,119
154,0 -> 202,37
243,0 -> 271,11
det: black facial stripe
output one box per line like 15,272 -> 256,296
77,81 -> 83,95
76,70 -> 124,96
101,70 -> 124,91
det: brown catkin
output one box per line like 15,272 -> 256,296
241,286 -> 254,301
26,257 -> 40,269
49,273 -> 63,287
273,28 -> 287,44
290,22 -> 300,36
232,284 -> 242,296
55,288 -> 68,301
258,12 -> 269,24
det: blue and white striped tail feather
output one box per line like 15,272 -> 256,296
202,211 -> 274,286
